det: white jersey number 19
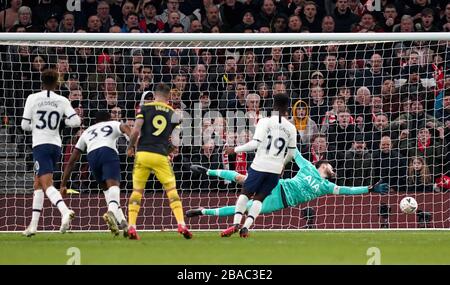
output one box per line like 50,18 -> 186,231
265,135 -> 286,156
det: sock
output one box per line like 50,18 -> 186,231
243,200 -> 262,229
128,191 -> 142,226
104,189 -> 126,223
233,194 -> 249,225
30,189 -> 44,228
107,186 -> 120,218
166,189 -> 185,226
45,186 -> 69,216
207,169 -> 239,182
116,207 -> 126,224
203,206 -> 235,217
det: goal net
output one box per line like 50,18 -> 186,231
0,33 -> 449,231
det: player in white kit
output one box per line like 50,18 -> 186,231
60,111 -> 132,236
223,93 -> 297,237
21,69 -> 81,237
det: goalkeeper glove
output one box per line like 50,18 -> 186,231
369,180 -> 389,194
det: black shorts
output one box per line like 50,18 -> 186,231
87,147 -> 121,184
243,167 -> 280,199
32,144 -> 61,177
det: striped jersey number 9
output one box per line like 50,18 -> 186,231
266,135 -> 286,156
152,115 -> 167,136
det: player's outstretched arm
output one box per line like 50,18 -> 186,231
127,118 -> 143,157
324,180 -> 389,196
60,148 -> 82,195
190,165 -> 246,184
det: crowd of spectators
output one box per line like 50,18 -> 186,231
0,0 -> 449,193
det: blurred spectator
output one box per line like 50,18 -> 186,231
226,82 -> 248,113
17,6 -> 33,30
364,113 -> 390,150
202,4 -> 222,32
337,134 -> 371,187
97,1 -> 115,33
348,0 -> 366,17
319,53 -> 345,96
271,14 -> 288,33
405,0 -> 438,20
380,3 -> 399,32
292,99 -> 319,147
0,0 -> 21,32
391,100 -> 442,135
356,53 -> 390,94
441,3 -> 450,32
327,110 -> 356,152
258,0 -> 277,28
321,15 -> 335,32
189,18 -> 203,32
158,0 -> 190,32
86,14 -> 102,33
44,14 -> 59,33
185,139 -> 223,189
116,0 -> 136,27
399,126 -> 445,178
303,133 -> 336,167
321,96 -> 350,132
301,1 -> 321,32
308,86 -> 328,125
351,11 -> 384,32
332,0 -> 359,32
287,14 -> 303,32
407,156 -> 434,192
371,135 -> 407,191
289,48 -> 314,89
59,12 -> 75,32
121,12 -> 141,32
380,79 -> 401,118
393,14 -> 416,32
416,8 -> 440,32
185,63 -> 210,109
32,0 -> 64,29
245,93 -> 262,127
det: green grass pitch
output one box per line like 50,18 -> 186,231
1,231 -> 450,265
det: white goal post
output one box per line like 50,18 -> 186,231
0,32 -> 449,232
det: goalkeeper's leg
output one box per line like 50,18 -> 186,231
186,185 -> 286,217
191,165 -> 247,184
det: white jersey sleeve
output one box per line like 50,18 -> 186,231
249,116 -> 297,174
75,132 -> 88,152
21,94 -> 34,131
80,121 -> 124,154
63,98 -> 81,127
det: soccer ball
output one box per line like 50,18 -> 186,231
399,197 -> 418,214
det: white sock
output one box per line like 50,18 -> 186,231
233,194 -> 249,225
107,186 -> 120,217
104,188 -> 126,223
45,186 -> 69,216
30,189 -> 44,228
243,200 -> 262,229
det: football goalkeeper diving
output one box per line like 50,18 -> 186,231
186,149 -> 389,218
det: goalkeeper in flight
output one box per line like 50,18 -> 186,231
187,149 -> 388,220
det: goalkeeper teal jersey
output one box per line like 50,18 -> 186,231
279,150 -> 368,207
